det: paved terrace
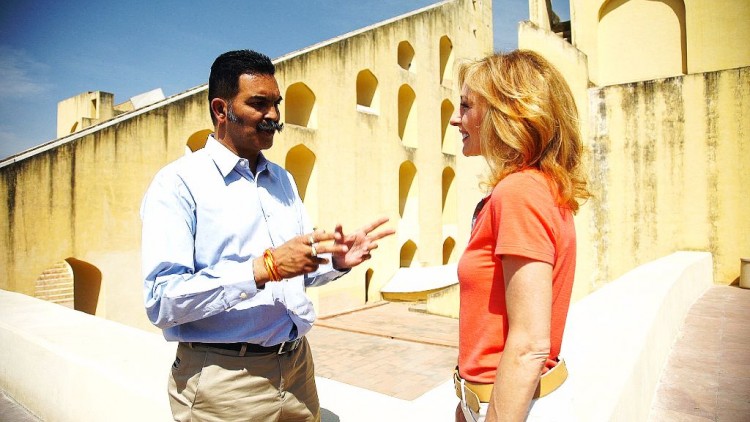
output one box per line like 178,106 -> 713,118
2,284 -> 748,421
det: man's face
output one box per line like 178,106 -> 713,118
224,73 -> 282,155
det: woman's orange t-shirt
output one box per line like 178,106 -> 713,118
457,169 -> 576,383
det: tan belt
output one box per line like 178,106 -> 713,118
454,359 -> 568,413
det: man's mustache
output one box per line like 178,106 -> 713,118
257,120 -> 284,133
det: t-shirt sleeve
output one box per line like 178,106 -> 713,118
491,173 -> 556,265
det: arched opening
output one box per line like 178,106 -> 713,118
400,240 -> 418,267
398,161 -> 419,242
443,237 -> 457,264
365,268 -> 374,303
67,258 -> 102,315
442,167 -> 456,225
397,41 -> 416,71
36,258 -> 102,314
399,161 -> 417,218
186,129 -> 213,153
285,82 -> 317,128
35,260 -> 74,309
398,84 -> 418,148
597,0 -> 686,85
441,100 -> 456,154
285,144 -> 318,223
439,36 -> 454,85
356,69 -> 379,112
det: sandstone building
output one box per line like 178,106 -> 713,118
0,0 -> 493,331
1,0 -> 748,332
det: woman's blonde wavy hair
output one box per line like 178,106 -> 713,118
458,50 -> 590,213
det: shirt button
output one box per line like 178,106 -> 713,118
240,292 -> 248,300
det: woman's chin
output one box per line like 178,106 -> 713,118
462,145 -> 481,157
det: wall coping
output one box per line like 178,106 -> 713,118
0,251 -> 712,421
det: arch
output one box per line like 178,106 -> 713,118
441,99 -> 456,154
285,144 -> 318,223
35,260 -> 74,309
285,82 -> 317,128
66,257 -> 102,315
398,84 -> 418,147
443,236 -> 457,264
398,160 -> 419,242
364,268 -> 374,303
356,69 -> 379,111
400,240 -> 418,267
442,167 -> 457,225
597,0 -> 686,85
439,36 -> 454,85
186,129 -> 212,153
36,258 -> 101,315
397,41 -> 416,71
399,161 -> 417,218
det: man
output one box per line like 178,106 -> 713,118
141,49 -> 394,421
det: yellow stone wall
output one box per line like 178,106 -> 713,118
56,91 -> 116,138
586,68 -> 750,291
7,0 -> 746,326
568,0 -> 750,86
519,0 -> 750,301
0,0 -> 492,331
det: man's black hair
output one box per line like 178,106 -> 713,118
208,50 -> 275,124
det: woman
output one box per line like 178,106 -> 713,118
451,50 -> 590,422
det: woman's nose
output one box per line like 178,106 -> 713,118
449,110 -> 460,126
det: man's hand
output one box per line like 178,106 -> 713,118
272,230 -> 348,279
331,217 -> 395,269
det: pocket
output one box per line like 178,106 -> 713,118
169,346 -> 206,415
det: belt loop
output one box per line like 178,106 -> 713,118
277,341 -> 287,355
239,344 -> 247,357
187,342 -> 193,349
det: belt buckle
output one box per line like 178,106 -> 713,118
453,370 -> 481,414
277,338 -> 300,355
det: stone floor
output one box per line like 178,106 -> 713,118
648,285 -> 750,421
308,301 -> 459,400
0,389 -> 40,422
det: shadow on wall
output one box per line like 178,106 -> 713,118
67,257 -> 102,315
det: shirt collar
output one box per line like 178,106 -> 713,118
205,135 -> 272,179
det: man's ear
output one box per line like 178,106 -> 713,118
210,98 -> 227,122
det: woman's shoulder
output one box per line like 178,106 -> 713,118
495,169 -> 549,194
487,170 -> 556,211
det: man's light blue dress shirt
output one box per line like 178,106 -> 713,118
140,135 -> 345,346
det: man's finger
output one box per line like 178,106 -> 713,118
313,256 -> 329,265
309,231 -> 337,244
359,217 -> 390,234
313,243 -> 348,255
367,228 -> 396,242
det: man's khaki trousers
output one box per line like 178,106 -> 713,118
168,338 -> 320,422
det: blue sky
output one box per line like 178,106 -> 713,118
0,0 -> 569,160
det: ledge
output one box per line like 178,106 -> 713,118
557,251 -> 713,420
0,251 -> 712,421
